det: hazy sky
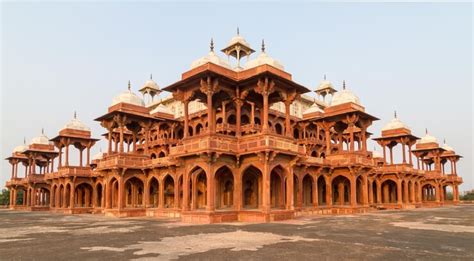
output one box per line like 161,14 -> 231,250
1,2 -> 472,191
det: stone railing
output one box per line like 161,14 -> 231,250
6,178 -> 26,187
216,123 -> 236,133
239,134 -> 305,155
424,170 -> 442,179
96,153 -> 150,170
169,134 -> 238,155
26,174 -> 46,183
445,174 -> 463,183
151,156 -> 177,166
300,156 -> 324,165
241,124 -> 261,135
324,152 -> 373,166
379,163 -> 415,173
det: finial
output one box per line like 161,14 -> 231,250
342,80 -> 346,90
128,80 -> 131,91
74,111 -> 77,119
23,137 -> 26,145
261,39 -> 265,52
425,128 -> 428,134
150,74 -> 153,80
41,128 -> 44,134
210,38 -> 214,52
237,27 -> 240,35
394,110 -> 397,119
324,74 -> 327,80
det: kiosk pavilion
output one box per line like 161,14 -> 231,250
5,32 -> 463,223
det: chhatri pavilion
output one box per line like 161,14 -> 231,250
5,31 -> 463,223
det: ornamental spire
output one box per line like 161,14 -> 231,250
324,74 -> 327,80
425,128 -> 428,135
394,110 -> 397,119
210,38 -> 214,52
74,111 -> 77,119
41,128 -> 44,135
261,39 -> 265,52
150,74 -> 153,80
23,137 -> 26,145
342,80 -> 346,90
237,27 -> 240,35
128,80 -> 131,91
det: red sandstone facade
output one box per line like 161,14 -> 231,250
4,34 -> 463,223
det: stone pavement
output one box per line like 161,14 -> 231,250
1,205 -> 473,260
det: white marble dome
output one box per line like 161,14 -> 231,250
191,51 -> 231,69
13,144 -> 27,153
316,79 -> 334,91
227,34 -> 251,49
142,78 -> 160,91
30,132 -> 51,145
92,151 -> 104,160
245,52 -> 284,70
150,104 -> 173,115
330,88 -> 361,106
442,142 -> 454,152
303,102 -> 323,116
62,115 -> 90,131
382,117 -> 409,131
418,133 -> 438,144
111,89 -> 145,107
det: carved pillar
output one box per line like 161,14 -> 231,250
350,177 -> 357,206
184,100 -> 189,138
396,180 -> 402,204
235,99 -> 242,137
376,180 -> 382,204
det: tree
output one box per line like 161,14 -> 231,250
461,190 -> 474,201
0,189 -> 10,206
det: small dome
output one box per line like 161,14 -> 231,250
30,131 -> 51,146
227,34 -> 251,49
382,116 -> 409,131
418,132 -> 438,144
316,79 -> 334,91
373,150 -> 383,158
62,113 -> 90,131
13,144 -> 27,153
303,102 -> 323,116
92,151 -> 104,160
111,88 -> 145,107
245,52 -> 284,70
191,50 -> 231,69
442,141 -> 454,152
150,104 -> 173,115
330,84 -> 361,106
141,78 -> 160,91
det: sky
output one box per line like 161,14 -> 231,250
1,2 -> 472,191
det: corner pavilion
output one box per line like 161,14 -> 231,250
5,31 -> 463,223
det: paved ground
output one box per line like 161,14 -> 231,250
1,205 -> 473,260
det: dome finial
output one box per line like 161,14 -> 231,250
128,80 -> 131,91
324,74 -> 327,80
41,128 -> 44,135
394,110 -> 397,119
74,111 -> 77,119
150,74 -> 153,80
237,27 -> 240,35
23,137 -> 26,145
210,38 -> 214,52
425,128 -> 428,135
342,80 -> 346,90
261,39 -> 265,52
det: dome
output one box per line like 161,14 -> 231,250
111,87 -> 145,107
316,79 -> 334,91
30,131 -> 51,146
141,78 -> 160,91
382,116 -> 409,131
191,50 -> 231,69
373,150 -> 383,158
330,84 -> 361,106
303,102 -> 323,116
62,113 -> 90,131
418,132 -> 438,144
13,144 -> 27,153
150,104 -> 173,115
245,51 -> 284,70
227,34 -> 251,49
442,141 -> 454,152
92,151 -> 104,160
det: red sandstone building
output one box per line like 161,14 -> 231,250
5,32 -> 463,223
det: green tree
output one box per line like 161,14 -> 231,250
0,189 -> 10,206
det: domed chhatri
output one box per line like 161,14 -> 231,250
417,128 -> 438,144
111,81 -> 145,107
61,112 -> 91,132
150,103 -> 174,116
30,129 -> 51,146
191,38 -> 231,70
381,111 -> 410,131
245,40 -> 284,70
442,139 -> 455,152
12,139 -> 27,153
330,81 -> 361,106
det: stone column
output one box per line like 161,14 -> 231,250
396,180 -> 402,204
286,169 -> 294,210
183,172 -> 190,211
325,176 -> 332,207
376,180 -> 382,204
362,175 -> 368,206
350,177 -> 357,207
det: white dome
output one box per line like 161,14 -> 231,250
316,80 -> 334,91
227,35 -> 251,49
150,104 -> 173,115
418,133 -> 438,144
330,88 -> 361,106
442,142 -> 454,152
92,151 -> 104,160
303,102 -> 323,116
373,150 -> 383,158
62,116 -> 90,131
245,52 -> 284,70
111,89 -> 145,107
30,132 -> 51,145
13,144 -> 27,153
142,78 -> 159,91
191,51 -> 231,69
382,117 -> 409,131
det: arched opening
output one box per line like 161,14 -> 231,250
158,151 -> 166,158
151,153 -> 157,159
216,117 -> 223,124
227,115 -> 236,125
270,166 -> 285,209
96,183 -> 103,208
372,181 -> 378,204
317,176 -> 326,205
149,177 -> 159,208
178,175 -> 183,208
241,114 -> 250,125
275,123 -> 283,135
51,185 -> 57,207
356,176 -> 363,205
444,185 -> 454,201
163,175 -> 175,208
332,175 -> 350,206
293,129 -> 300,139
422,184 -> 436,202
65,184 -> 71,208
125,177 -> 144,208
215,166 -> 234,209
242,165 -> 262,209
254,117 -> 261,125
381,179 -> 398,204
195,171 -> 207,209
195,123 -> 203,135
75,183 -> 93,208
59,185 -> 64,208
302,175 -> 314,207
177,129 -> 184,139
320,153 -> 326,159
110,178 -> 119,208
188,126 -> 193,137
311,150 -> 318,157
